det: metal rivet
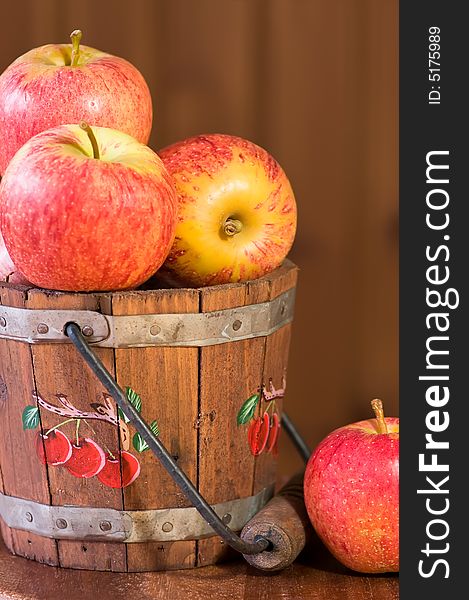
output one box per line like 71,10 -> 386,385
150,324 -> 161,336
280,302 -> 287,316
82,326 -> 94,337
25,512 -> 33,523
37,323 -> 49,334
232,320 -> 242,331
56,518 -> 68,529
222,513 -> 232,525
162,522 -> 173,533
0,317 -> 6,328
99,520 -> 112,532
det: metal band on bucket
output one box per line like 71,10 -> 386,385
0,288 -> 295,347
0,485 -> 273,543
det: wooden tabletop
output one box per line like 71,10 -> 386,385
0,534 -> 398,600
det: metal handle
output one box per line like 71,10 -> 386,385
65,322 -> 310,557
281,412 -> 311,463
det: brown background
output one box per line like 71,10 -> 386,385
0,0 -> 398,478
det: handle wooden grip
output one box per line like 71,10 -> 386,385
240,471 -> 312,571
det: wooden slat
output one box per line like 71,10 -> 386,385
196,266 -> 289,566
0,323 -> 13,553
25,289 -> 126,572
112,288 -> 200,572
0,452 -> 10,550
252,263 -> 298,495
0,284 -> 59,565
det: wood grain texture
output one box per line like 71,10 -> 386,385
197,285 -> 261,566
196,265 -> 296,567
0,263 -> 297,572
112,288 -> 200,572
0,0 -> 398,485
252,263 -> 298,496
0,532 -> 399,600
0,284 -> 59,566
25,289 -> 126,572
0,453 -> 9,556
241,472 -> 311,571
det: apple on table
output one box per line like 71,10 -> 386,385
0,29 -> 152,175
0,122 -> 178,292
159,133 -> 297,287
304,399 -> 399,573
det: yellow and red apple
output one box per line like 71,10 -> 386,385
304,400 -> 399,573
0,123 -> 177,292
159,133 -> 297,287
0,30 -> 152,175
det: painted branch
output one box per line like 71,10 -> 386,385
33,392 -> 118,426
101,393 -> 117,419
56,394 -> 79,413
262,376 -> 287,401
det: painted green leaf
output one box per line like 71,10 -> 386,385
126,387 -> 142,413
22,405 -> 40,430
132,432 -> 146,453
132,420 -> 160,453
118,407 -> 129,424
237,394 -> 260,425
119,387 -> 143,424
149,419 -> 160,438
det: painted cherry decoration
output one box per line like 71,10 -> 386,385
97,451 -> 141,488
266,412 -> 280,454
248,412 -> 270,456
36,430 -> 72,466
64,437 -> 106,478
26,388 -> 155,488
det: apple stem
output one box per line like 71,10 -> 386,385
80,121 -> 100,160
70,29 -> 82,67
371,398 -> 388,434
45,418 -> 76,436
223,218 -> 243,236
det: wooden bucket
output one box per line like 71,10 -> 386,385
0,260 -> 297,572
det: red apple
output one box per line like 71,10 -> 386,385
0,30 -> 152,175
0,231 -> 29,284
0,123 -> 178,291
159,134 -> 297,286
97,451 -> 141,488
304,399 -> 399,573
65,437 -> 106,478
36,430 -> 72,466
